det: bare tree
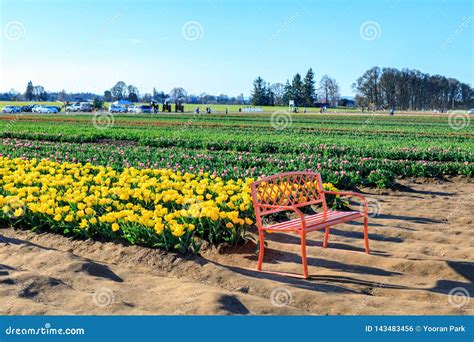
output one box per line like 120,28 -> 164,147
110,81 -> 128,100
318,75 -> 340,106
352,67 -> 381,109
169,87 -> 188,102
32,85 -> 47,101
354,66 -> 473,111
270,83 -> 285,106
328,80 -> 340,106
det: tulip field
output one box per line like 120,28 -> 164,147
0,112 -> 472,252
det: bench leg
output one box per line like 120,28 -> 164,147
323,226 -> 330,248
364,216 -> 370,254
300,232 -> 309,279
257,231 -> 265,270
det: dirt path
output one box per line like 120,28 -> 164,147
1,179 -> 473,315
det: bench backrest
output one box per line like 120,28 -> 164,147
250,172 -> 328,219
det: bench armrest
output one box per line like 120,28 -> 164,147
259,204 -> 307,229
323,191 -> 368,216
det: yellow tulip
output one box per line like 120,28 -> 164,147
13,208 -> 24,217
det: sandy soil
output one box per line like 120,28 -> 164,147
0,178 -> 472,315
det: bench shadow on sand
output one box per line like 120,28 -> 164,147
208,251 -> 473,305
206,258 -> 409,296
243,247 -> 401,278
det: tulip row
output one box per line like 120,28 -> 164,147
0,156 -> 344,252
1,138 -> 472,189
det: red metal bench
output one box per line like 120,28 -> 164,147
250,171 -> 369,278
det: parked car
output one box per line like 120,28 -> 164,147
2,105 -> 21,113
468,109 -> 474,114
31,106 -> 44,113
65,103 -> 81,112
109,104 -> 127,113
127,106 -> 138,113
81,103 -> 94,112
32,105 -> 56,113
21,105 -> 34,112
46,106 -> 61,113
31,106 -> 42,113
66,102 -> 93,112
128,105 -> 152,113
138,105 -> 151,113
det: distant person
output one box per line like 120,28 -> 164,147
238,108 -> 241,112
319,107 -> 323,114
304,107 -> 307,113
389,108 -> 395,116
195,107 -> 200,114
225,107 -> 228,114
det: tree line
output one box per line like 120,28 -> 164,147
353,67 -> 474,111
250,69 -> 340,107
0,81 -> 248,105
1,67 -> 472,110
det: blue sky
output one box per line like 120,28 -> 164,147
1,0 -> 473,96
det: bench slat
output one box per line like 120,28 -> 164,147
263,211 -> 363,232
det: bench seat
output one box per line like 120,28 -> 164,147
263,210 -> 364,232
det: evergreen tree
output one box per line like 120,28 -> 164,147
251,77 -> 266,105
291,73 -> 304,106
302,68 -> 316,106
282,80 -> 293,105
25,81 -> 34,101
264,83 -> 275,106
